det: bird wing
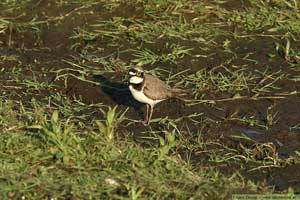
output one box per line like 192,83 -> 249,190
143,74 -> 172,100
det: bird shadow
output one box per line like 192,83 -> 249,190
93,74 -> 143,112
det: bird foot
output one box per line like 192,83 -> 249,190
142,119 -> 150,126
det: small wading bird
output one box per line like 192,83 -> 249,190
128,67 -> 190,125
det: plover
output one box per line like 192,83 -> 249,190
128,67 -> 190,125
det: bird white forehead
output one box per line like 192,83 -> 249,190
129,71 -> 136,75
129,68 -> 143,76
129,76 -> 143,84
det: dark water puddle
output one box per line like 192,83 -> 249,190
242,129 -> 264,137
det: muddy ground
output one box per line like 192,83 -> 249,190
1,0 -> 300,196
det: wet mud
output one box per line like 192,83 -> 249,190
1,0 -> 300,192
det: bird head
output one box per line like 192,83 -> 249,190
128,67 -> 145,84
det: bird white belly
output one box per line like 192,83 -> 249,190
129,85 -> 163,106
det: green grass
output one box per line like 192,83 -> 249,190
1,0 -> 300,199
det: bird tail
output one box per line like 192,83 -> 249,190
171,88 -> 192,97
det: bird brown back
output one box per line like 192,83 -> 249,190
143,74 -> 191,100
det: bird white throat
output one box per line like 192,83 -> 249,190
129,76 -> 143,84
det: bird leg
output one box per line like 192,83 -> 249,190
146,105 -> 154,125
143,104 -> 149,125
